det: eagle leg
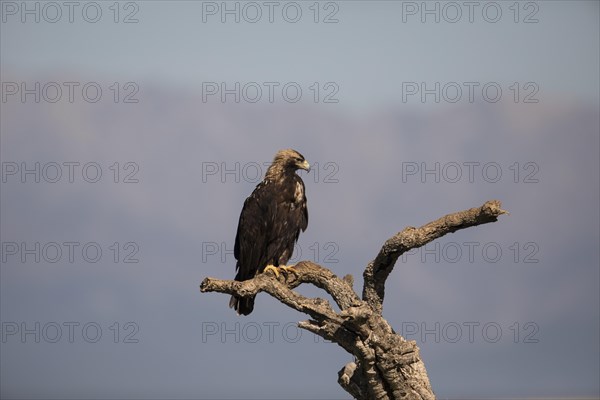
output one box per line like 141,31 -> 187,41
263,264 -> 280,278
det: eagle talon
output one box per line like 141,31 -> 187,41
279,265 -> 298,274
279,265 -> 298,275
263,265 -> 280,278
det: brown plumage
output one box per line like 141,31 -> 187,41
229,149 -> 309,315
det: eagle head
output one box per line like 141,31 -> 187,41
272,149 -> 310,173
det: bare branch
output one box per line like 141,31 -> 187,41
338,362 -> 368,400
201,266 -> 340,322
363,200 -> 508,313
287,261 -> 362,310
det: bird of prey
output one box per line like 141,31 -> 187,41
229,149 -> 309,315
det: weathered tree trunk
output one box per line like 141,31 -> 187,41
201,200 -> 507,399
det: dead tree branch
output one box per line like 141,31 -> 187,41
200,200 -> 508,400
363,199 -> 508,314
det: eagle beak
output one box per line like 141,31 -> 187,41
300,160 -> 311,172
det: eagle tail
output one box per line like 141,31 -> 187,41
229,295 -> 255,316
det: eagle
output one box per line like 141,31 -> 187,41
229,149 -> 310,315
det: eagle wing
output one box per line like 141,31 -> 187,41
231,181 -> 277,315
234,182 -> 270,281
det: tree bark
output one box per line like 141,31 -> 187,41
201,200 -> 508,399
